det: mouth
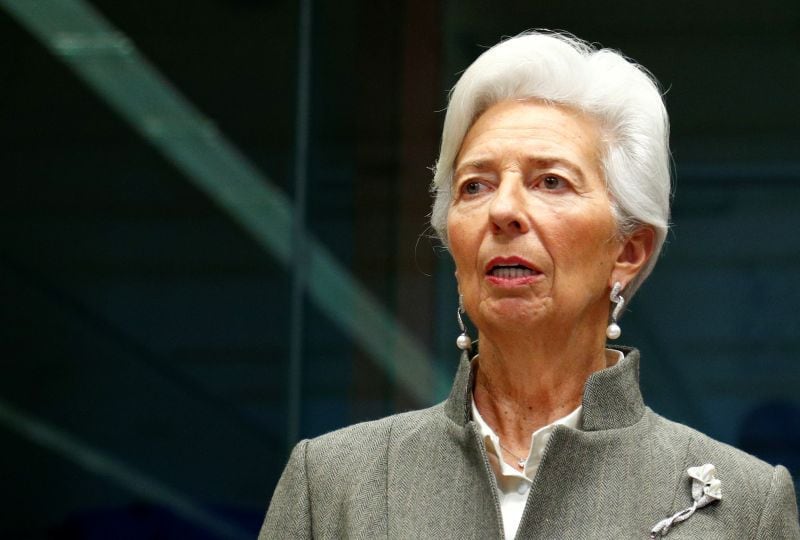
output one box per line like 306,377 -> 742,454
484,256 -> 541,284
488,266 -> 536,278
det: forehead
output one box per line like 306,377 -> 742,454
456,99 -> 603,167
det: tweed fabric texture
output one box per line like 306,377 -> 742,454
260,348 -> 800,539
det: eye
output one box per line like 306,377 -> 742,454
462,181 -> 485,195
540,175 -> 566,190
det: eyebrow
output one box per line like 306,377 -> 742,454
454,160 -> 489,177
528,157 -> 586,183
454,156 -> 587,183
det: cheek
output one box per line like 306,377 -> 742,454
447,215 -> 480,279
447,224 -> 470,269
552,214 -> 616,267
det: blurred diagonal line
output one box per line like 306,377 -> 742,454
0,0 -> 448,404
0,397 -> 251,540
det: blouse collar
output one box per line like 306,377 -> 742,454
444,346 -> 645,432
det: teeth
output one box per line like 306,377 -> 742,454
492,266 -> 534,278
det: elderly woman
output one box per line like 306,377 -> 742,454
260,32 -> 799,539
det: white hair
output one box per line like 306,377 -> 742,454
431,30 -> 671,299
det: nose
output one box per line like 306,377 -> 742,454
489,178 -> 530,236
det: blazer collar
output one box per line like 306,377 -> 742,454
443,346 -> 645,431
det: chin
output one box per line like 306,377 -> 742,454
480,296 -> 550,328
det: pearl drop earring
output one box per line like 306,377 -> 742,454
456,294 -> 473,351
606,282 -> 625,340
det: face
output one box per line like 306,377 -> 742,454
447,99 -> 627,337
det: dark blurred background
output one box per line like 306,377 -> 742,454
1,0 -> 799,537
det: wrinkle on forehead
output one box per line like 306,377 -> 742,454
454,100 -> 605,180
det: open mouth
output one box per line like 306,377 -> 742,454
484,256 -> 540,281
488,265 -> 536,279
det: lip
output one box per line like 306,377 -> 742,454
484,256 -> 542,287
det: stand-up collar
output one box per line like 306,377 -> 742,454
443,346 -> 645,431
444,350 -> 475,426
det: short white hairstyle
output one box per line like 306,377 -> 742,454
431,30 -> 671,299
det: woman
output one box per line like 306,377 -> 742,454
260,31 -> 799,539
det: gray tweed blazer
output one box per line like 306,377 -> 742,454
259,348 -> 800,539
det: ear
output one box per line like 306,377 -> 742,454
611,226 -> 655,288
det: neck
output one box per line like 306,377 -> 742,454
472,326 -> 609,462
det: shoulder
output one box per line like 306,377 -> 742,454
298,402 -> 449,484
261,406 -> 447,539
647,409 -> 775,480
646,409 -> 799,537
306,402 -> 446,455
271,403 -> 452,537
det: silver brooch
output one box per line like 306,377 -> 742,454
650,464 -> 722,538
